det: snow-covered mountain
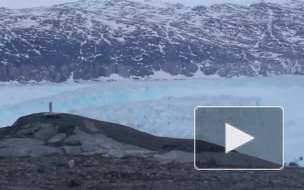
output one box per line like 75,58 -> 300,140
0,0 -> 303,82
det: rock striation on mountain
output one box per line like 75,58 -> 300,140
0,0 -> 303,82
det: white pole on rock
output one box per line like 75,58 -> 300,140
49,102 -> 53,113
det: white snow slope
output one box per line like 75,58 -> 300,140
0,75 -> 304,165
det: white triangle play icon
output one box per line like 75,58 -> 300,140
225,123 -> 254,153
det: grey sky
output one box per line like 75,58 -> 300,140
0,0 -> 290,9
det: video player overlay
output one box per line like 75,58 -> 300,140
195,107 -> 283,170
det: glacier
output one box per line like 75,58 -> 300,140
0,75 -> 304,165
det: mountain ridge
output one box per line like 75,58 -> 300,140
0,0 -> 303,83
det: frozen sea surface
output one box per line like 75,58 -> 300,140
0,75 -> 304,165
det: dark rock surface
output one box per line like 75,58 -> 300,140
0,112 -> 280,169
0,112 -> 225,159
4,112 -> 224,153
0,0 -> 304,83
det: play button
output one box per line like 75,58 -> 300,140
225,123 -> 254,153
194,106 -> 284,170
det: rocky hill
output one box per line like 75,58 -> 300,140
0,112 -> 301,190
0,0 -> 303,83
0,112 -> 280,169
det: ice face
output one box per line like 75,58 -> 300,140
0,75 -> 304,165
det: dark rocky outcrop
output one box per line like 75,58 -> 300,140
0,112 -> 280,169
1,112 -> 224,156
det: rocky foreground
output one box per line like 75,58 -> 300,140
0,155 -> 303,190
0,112 -> 302,189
